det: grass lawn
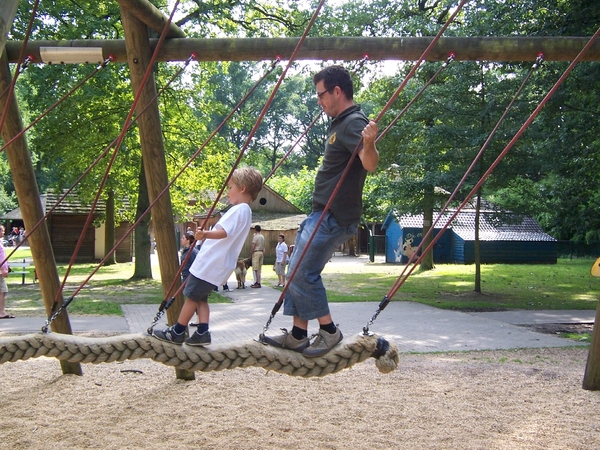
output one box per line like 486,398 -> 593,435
319,258 -> 600,311
4,247 -> 600,317
5,248 -> 229,316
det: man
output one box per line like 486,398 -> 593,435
263,65 -> 378,357
250,225 -> 265,288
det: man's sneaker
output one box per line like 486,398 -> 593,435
303,327 -> 343,358
152,326 -> 185,344
262,328 -> 309,353
185,330 -> 211,347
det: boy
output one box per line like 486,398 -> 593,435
153,167 -> 263,346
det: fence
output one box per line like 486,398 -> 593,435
556,241 -> 600,259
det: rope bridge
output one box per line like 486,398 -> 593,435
0,332 -> 399,378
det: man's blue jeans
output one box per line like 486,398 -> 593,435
283,211 -> 358,321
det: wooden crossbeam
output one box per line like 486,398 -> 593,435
5,36 -> 600,64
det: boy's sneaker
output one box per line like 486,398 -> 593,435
262,328 -> 309,353
185,330 -> 211,347
152,326 -> 185,344
303,327 -> 343,358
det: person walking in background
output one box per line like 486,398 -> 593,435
274,234 -> 288,287
263,65 -> 379,357
0,225 -> 14,319
250,225 -> 265,288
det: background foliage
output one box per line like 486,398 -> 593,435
3,0 -> 600,249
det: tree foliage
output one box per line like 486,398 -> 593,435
4,0 -> 600,250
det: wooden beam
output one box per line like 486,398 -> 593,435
115,0 -> 185,38
5,36 -> 600,64
582,304 -> 600,390
0,49 -> 82,376
119,7 -> 193,380
0,0 -> 19,56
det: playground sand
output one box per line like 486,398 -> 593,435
0,346 -> 599,449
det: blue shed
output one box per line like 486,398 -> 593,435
382,209 -> 557,264
382,211 -> 452,264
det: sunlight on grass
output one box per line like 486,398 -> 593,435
324,258 -> 600,311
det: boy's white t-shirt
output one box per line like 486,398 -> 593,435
189,203 -> 252,286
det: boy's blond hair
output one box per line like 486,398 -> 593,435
231,167 -> 263,202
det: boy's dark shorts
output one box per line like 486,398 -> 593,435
183,274 -> 216,303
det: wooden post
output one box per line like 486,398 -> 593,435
0,0 -> 19,55
0,50 -> 82,376
582,301 -> 600,390
115,0 -> 185,38
119,8 -> 193,380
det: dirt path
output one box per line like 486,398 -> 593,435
1,346 -> 599,449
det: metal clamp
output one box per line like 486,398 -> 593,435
146,297 -> 175,335
41,296 -> 74,333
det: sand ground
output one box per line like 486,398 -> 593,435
1,346 -> 599,449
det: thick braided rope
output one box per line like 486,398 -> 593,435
0,332 -> 399,377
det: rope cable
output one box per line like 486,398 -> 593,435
0,54 -> 197,270
375,53 -> 455,144
50,56 -> 282,328
50,0 -> 182,308
387,54 -> 543,299
259,0 -> 469,338
363,25 -> 600,332
362,55 -> 545,334
263,55 -> 371,184
0,55 -> 114,154
149,57 -> 283,313
0,0 -> 39,137
156,0 -> 329,314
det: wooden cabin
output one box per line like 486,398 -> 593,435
0,191 -> 133,263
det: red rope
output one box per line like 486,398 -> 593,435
376,53 -> 455,143
0,55 -> 197,269
0,56 -> 114,153
262,0 -> 469,333
263,111 -> 322,184
150,58 -> 283,303
54,1 -> 182,303
385,54 -> 544,300
0,0 -> 39,135
164,0 -> 329,305
65,57 -> 281,302
263,55 -> 371,184
364,26 -> 600,332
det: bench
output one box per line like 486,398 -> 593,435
8,259 -> 37,284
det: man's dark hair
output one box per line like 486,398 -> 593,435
255,225 -> 261,232
313,65 -> 354,100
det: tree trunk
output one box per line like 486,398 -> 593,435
420,187 -> 434,271
132,161 -> 152,279
474,186 -> 482,293
0,49 -> 81,376
103,189 -> 117,266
